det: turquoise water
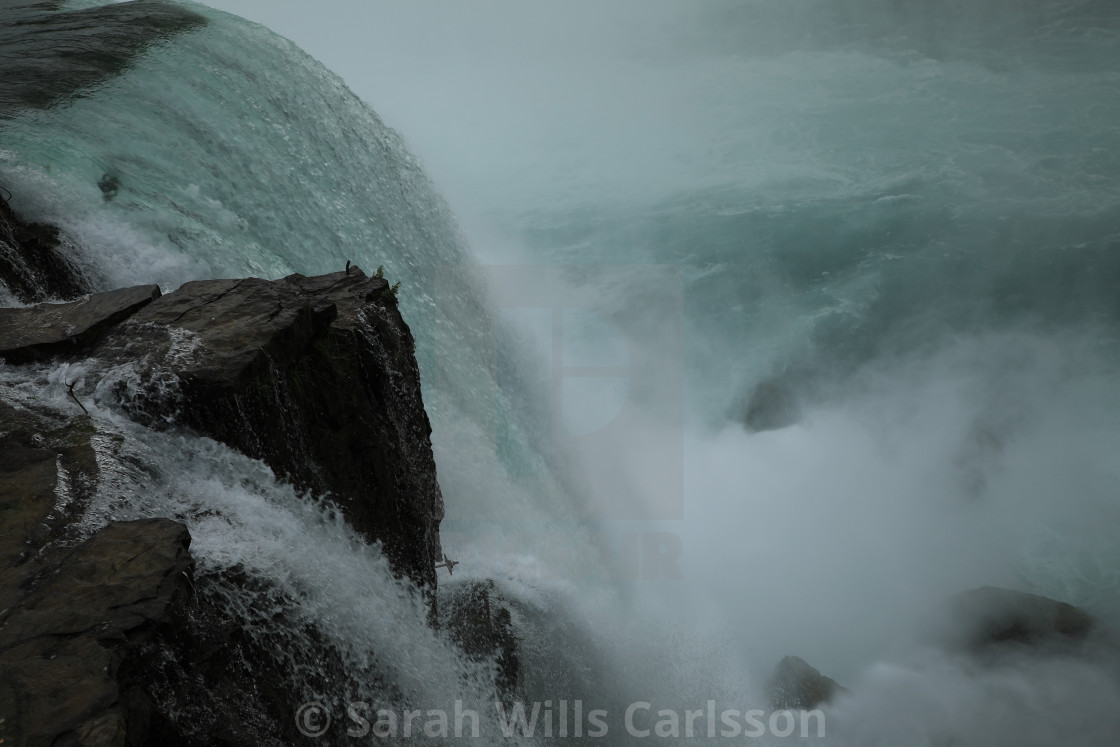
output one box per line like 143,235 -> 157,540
2,1 -> 1120,743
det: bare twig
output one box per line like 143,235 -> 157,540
67,381 -> 88,415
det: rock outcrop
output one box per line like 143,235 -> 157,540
941,586 -> 1103,653
0,284 -> 160,363
440,580 -> 522,701
0,197 -> 91,304
93,269 -> 445,589
0,268 -> 443,589
768,655 -> 847,710
0,445 -> 300,747
0,268 -> 448,744
0,397 -> 204,745
0,400 -> 99,574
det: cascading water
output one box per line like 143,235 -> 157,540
3,0 -> 1120,744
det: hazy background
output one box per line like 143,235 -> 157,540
195,0 -> 1120,687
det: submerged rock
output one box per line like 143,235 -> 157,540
768,655 -> 847,710
98,173 -> 121,201
742,378 -> 801,432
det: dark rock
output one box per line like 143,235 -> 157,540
743,378 -> 801,432
0,269 -> 447,742
0,399 -> 99,591
768,655 -> 847,710
440,580 -> 522,701
0,399 -> 300,745
94,270 -> 443,590
943,586 -> 1101,653
98,173 -> 121,201
122,566 -> 337,747
0,197 -> 91,304
1,268 -> 443,588
0,284 -> 161,363
0,518 -> 193,747
0,0 -> 207,118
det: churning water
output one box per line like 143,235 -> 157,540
3,0 -> 1120,743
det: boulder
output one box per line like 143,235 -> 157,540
0,284 -> 160,362
93,269 -> 443,590
768,655 -> 847,710
943,586 -> 1101,653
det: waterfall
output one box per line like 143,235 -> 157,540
3,0 -> 1119,743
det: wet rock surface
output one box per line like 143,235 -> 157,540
0,198 -> 91,305
0,515 -> 193,747
0,269 -> 448,744
0,284 -> 160,363
93,269 -> 445,590
0,0 -> 207,118
1,269 -> 443,589
440,580 -> 522,701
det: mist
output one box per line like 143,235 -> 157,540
192,0 -> 1120,738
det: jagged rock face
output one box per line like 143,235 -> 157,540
93,269 -> 445,589
0,269 -> 448,744
0,198 -> 91,304
440,580 -> 522,702
0,503 -> 304,746
0,401 -> 194,746
0,269 -> 444,588
768,655 -> 847,710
